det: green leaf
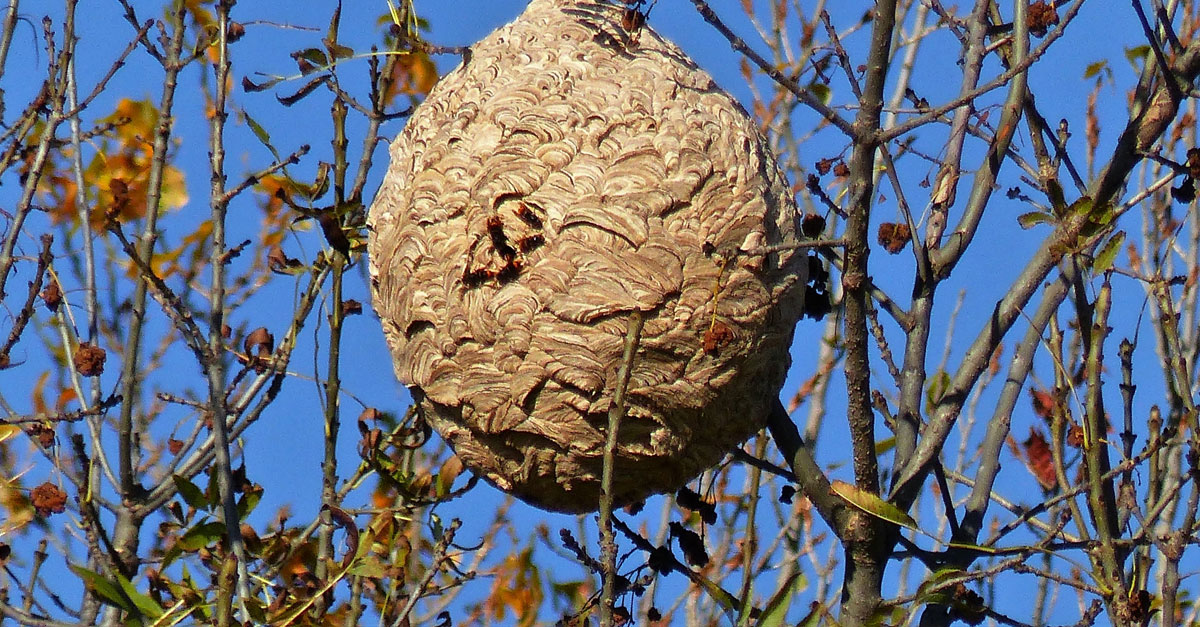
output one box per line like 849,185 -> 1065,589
1070,195 -> 1104,222
236,485 -> 263,521
348,554 -> 388,578
1083,60 -> 1110,80
831,480 -> 919,530
916,566 -> 969,601
808,83 -> 832,106
239,109 -> 281,161
115,572 -> 165,619
245,596 -> 268,624
323,38 -> 355,61
758,572 -> 804,627
1046,178 -> 1066,213
172,475 -> 208,511
294,47 -> 329,73
168,564 -> 212,622
946,541 -> 1002,556
796,603 -> 824,627
70,566 -> 134,614
1093,230 -> 1126,273
875,436 -> 896,456
1017,211 -> 1055,229
1124,44 -> 1151,68
177,521 -> 226,552
924,369 -> 950,416
205,461 -> 220,507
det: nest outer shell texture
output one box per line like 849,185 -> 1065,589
368,0 -> 807,513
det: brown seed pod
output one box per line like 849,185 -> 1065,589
368,0 -> 807,512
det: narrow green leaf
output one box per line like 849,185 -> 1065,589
1046,178 -> 1066,213
172,475 -> 207,511
946,541 -> 1002,556
205,461 -> 220,508
115,572 -> 165,619
1093,230 -> 1126,273
1017,211 -> 1055,229
236,485 -> 263,521
239,109 -> 281,161
695,577 -> 740,615
1070,196 -> 1096,218
326,1 -> 344,51
70,566 -> 134,614
177,521 -> 226,552
758,572 -> 804,627
294,47 -> 329,73
323,38 -> 355,61
1124,44 -> 1151,67
245,596 -> 268,624
796,602 -> 824,627
831,480 -> 919,530
924,369 -> 950,416
916,566 -> 969,600
875,436 -> 896,456
1082,60 -> 1109,80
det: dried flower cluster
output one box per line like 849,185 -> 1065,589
369,0 -> 808,511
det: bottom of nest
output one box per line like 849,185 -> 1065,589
413,387 -> 776,514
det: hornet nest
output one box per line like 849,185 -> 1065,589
368,0 -> 808,512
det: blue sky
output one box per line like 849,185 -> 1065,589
2,1 -> 1167,624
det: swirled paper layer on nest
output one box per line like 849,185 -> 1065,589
368,0 -> 807,512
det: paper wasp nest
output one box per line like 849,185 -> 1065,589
368,0 -> 807,512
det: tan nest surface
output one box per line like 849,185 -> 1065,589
368,0 -> 807,512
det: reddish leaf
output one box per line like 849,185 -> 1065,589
242,327 -> 275,373
30,482 -> 67,517
73,343 -> 106,376
243,327 -> 274,358
877,222 -> 911,254
1022,427 -> 1057,491
1029,388 -> 1054,419
26,424 -> 55,448
1066,424 -> 1084,448
1027,1 -> 1059,37
40,280 -> 62,312
341,299 -> 362,317
702,321 -> 734,356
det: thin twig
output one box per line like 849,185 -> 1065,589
686,0 -> 853,136
599,310 -> 644,627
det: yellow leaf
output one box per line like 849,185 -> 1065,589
830,480 -> 919,531
386,52 -> 439,103
31,371 -> 50,416
0,425 -> 20,444
0,476 -> 34,532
